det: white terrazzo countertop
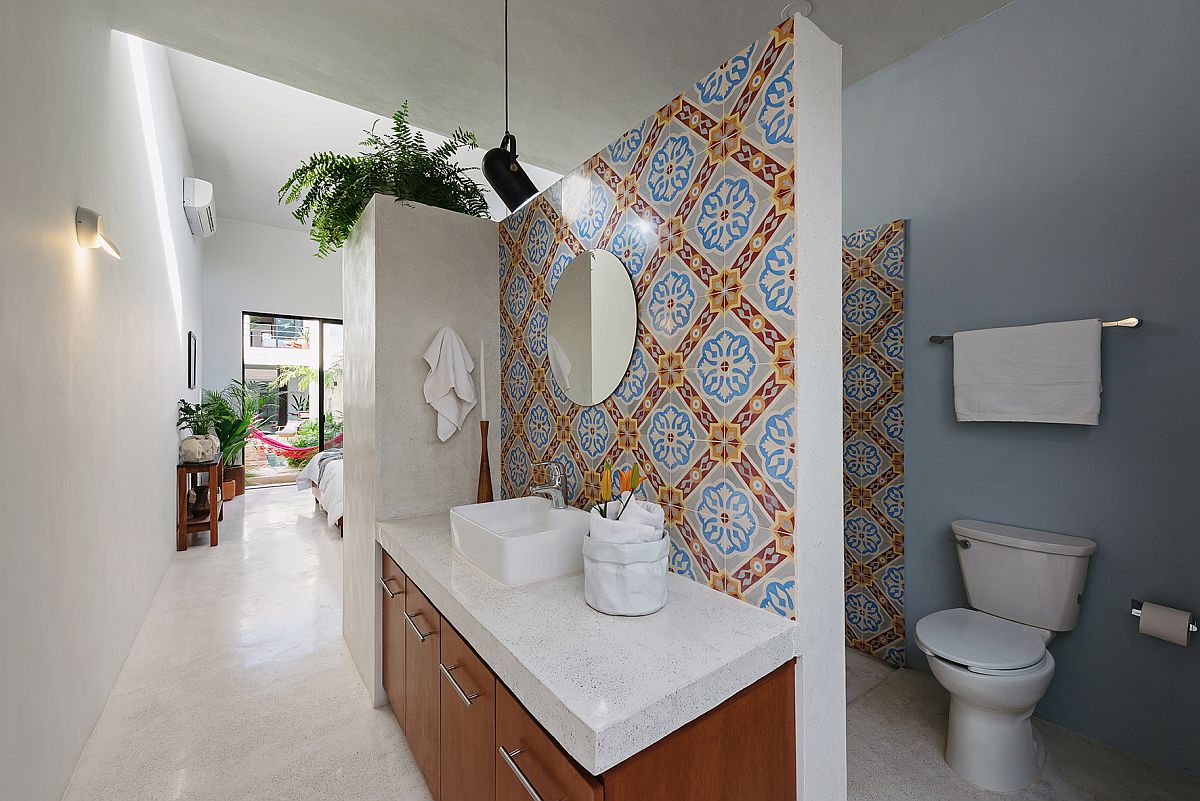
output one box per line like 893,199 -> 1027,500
377,514 -> 798,775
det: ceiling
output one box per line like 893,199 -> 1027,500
118,0 -> 1012,176
166,48 -> 560,230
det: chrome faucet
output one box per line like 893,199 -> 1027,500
529,461 -> 567,509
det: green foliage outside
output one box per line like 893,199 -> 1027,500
279,104 -> 490,257
286,415 -> 345,468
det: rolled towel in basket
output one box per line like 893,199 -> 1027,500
590,496 -> 664,544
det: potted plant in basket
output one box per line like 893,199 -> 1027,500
177,399 -> 220,464
279,103 -> 489,257
204,381 -> 268,497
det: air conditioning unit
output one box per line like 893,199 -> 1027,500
183,177 -> 217,237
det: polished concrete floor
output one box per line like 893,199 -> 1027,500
62,488 -> 1197,800
845,649 -> 1200,800
62,486 -> 431,801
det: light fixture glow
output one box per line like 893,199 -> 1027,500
75,206 -> 122,259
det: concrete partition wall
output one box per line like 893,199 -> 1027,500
791,16 -> 846,801
342,197 -> 499,701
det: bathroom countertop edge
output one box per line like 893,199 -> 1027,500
376,513 -> 798,775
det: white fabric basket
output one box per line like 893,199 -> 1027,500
583,528 -> 669,617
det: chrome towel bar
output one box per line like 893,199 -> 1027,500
929,317 -> 1140,344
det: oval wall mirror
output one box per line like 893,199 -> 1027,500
545,249 -> 637,406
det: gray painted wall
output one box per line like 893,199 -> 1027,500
843,0 -> 1200,777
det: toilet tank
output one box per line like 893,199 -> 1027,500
952,519 -> 1098,631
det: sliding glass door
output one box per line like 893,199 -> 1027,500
242,312 -> 343,487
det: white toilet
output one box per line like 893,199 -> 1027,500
915,519 -> 1097,792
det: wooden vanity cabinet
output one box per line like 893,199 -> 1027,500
440,626 -> 497,801
380,553 -> 407,727
496,683 -> 603,801
381,556 -> 795,801
405,580 -> 443,800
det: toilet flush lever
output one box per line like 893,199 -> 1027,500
949,536 -> 971,549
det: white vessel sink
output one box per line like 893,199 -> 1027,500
450,497 -> 590,585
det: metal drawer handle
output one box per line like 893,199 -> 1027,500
499,746 -> 561,801
378,576 -> 403,598
439,663 -> 482,707
403,611 -> 433,641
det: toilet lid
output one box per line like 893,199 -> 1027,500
915,608 -> 1046,671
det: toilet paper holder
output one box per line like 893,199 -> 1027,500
1131,599 -> 1198,632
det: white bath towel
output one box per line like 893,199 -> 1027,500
953,319 -> 1102,425
423,327 -> 477,441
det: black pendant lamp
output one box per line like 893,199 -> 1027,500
483,0 -> 538,211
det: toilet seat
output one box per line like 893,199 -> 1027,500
916,608 -> 1047,673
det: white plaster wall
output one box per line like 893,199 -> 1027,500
790,15 -> 847,801
341,199 -> 380,701
342,197 -> 499,702
0,14 -> 203,801
201,217 -> 342,390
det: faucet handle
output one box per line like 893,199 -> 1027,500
532,460 -> 564,482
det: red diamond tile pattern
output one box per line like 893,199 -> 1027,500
842,220 -> 906,666
500,19 -> 799,618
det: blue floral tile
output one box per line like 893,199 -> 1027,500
724,385 -> 795,529
608,209 -> 659,284
611,342 -> 651,419
639,389 -> 705,486
574,404 -> 614,468
562,168 -> 617,251
641,256 -> 705,354
524,396 -> 554,461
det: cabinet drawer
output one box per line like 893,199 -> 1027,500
406,581 -> 442,800
380,553 -> 407,727
440,625 -> 496,801
496,683 -> 602,801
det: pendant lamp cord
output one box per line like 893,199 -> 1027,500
503,0 -> 510,135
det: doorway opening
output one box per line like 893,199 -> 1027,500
242,312 -> 343,487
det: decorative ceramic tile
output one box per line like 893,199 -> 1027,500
843,219 -> 906,666
501,20 -> 798,614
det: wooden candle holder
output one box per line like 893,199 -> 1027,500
477,420 -> 494,503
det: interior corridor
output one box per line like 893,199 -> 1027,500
61,487 -> 431,801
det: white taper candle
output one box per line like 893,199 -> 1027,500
479,339 -> 488,420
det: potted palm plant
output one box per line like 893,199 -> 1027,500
205,381 -> 267,496
279,103 -> 489,257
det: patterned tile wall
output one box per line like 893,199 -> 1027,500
842,220 -> 906,665
500,19 -> 798,616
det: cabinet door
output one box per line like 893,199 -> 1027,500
439,625 -> 496,801
496,683 -> 602,801
405,580 -> 442,800
380,553 -> 407,729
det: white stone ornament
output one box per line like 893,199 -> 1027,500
179,433 -> 221,464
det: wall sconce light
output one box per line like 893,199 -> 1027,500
75,206 -> 122,259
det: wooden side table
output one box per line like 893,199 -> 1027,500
177,462 -> 222,550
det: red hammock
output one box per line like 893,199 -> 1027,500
249,428 -> 343,459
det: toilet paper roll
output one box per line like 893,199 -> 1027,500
1138,601 -> 1193,646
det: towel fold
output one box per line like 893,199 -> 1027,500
953,319 -> 1102,425
589,496 -> 665,543
423,327 -> 477,441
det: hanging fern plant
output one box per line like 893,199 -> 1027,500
279,103 -> 490,257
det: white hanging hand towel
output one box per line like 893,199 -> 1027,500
953,319 -> 1102,425
423,327 -> 477,441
